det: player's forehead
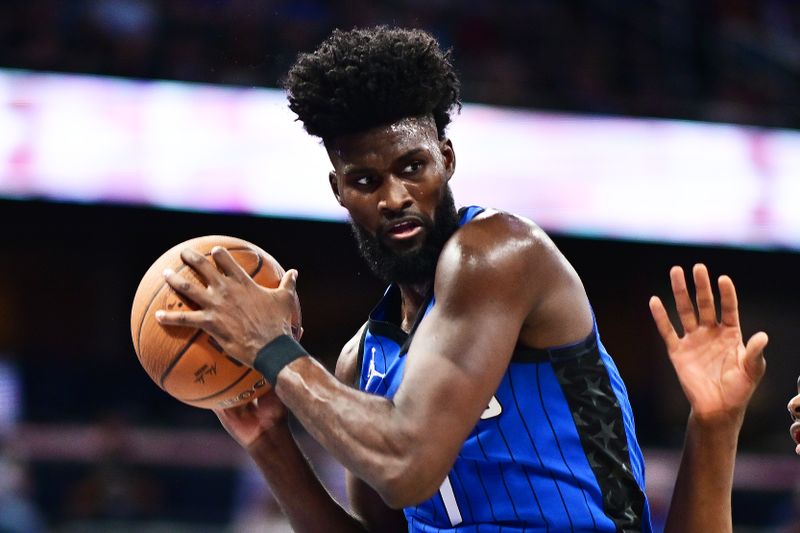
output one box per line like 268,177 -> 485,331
327,116 -> 439,168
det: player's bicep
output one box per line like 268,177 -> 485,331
393,302 -> 529,488
347,471 -> 407,532
396,300 -> 522,438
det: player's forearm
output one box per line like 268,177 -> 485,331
275,356 -> 441,508
664,411 -> 743,533
249,423 -> 369,533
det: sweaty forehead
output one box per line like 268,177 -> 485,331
327,116 -> 439,167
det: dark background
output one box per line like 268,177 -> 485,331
0,0 -> 799,530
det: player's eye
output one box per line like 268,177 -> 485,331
401,161 -> 423,175
354,175 -> 376,187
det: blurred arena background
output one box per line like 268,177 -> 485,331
1,1 -> 799,531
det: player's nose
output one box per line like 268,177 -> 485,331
377,176 -> 413,214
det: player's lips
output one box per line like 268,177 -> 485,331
382,217 -> 424,241
791,421 -> 800,445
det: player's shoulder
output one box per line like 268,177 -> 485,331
441,208 -> 591,344
334,321 -> 368,386
439,208 -> 556,275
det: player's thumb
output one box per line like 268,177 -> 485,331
279,269 -> 298,293
742,331 -> 768,382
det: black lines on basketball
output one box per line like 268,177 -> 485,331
153,247 -> 259,391
136,245 -> 255,356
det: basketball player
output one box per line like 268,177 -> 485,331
788,381 -> 800,455
156,27 -> 766,532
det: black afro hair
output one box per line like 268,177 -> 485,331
284,26 -> 461,142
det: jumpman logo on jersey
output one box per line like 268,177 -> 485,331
481,395 -> 503,420
366,347 -> 386,389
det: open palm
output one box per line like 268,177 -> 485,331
649,264 -> 768,419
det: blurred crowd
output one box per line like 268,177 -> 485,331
1,0 -> 799,128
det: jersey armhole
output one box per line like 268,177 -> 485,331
354,326 -> 368,389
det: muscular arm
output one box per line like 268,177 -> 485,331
158,213 -> 592,509
275,214 -> 592,507
334,328 -> 408,532
245,422 -> 367,532
223,327 -> 376,533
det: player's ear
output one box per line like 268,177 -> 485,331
441,138 -> 455,181
329,171 -> 342,205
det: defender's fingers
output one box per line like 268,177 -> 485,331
210,246 -> 250,282
718,275 -> 740,328
279,269 -> 298,293
742,331 -> 768,383
692,264 -> 717,327
649,296 -> 679,352
669,266 -> 698,333
163,269 -> 212,306
180,248 -> 222,285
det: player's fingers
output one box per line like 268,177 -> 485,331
213,401 -> 249,420
163,269 -> 211,306
649,296 -> 679,352
180,248 -> 221,285
692,264 -> 716,327
718,275 -> 739,328
155,309 -> 211,329
211,246 -> 250,283
669,266 -> 697,333
212,407 -> 232,423
742,331 -> 768,383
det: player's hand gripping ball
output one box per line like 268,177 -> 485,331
130,236 -> 300,409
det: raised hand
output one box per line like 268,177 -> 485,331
155,246 -> 302,367
649,264 -> 768,421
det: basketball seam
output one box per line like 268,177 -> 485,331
136,246 -> 255,356
159,329 -> 204,387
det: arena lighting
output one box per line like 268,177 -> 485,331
1,69 -> 798,250
0,360 -> 21,438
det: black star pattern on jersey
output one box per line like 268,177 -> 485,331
550,338 -> 646,533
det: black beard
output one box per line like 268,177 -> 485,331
349,187 -> 460,285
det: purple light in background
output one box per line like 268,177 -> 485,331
0,360 -> 21,438
1,69 -> 799,249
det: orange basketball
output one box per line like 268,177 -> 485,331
130,235 -> 293,409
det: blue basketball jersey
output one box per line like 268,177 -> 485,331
356,206 -> 652,532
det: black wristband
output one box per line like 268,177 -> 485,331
254,335 -> 309,386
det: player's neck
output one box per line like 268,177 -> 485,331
398,281 -> 431,333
